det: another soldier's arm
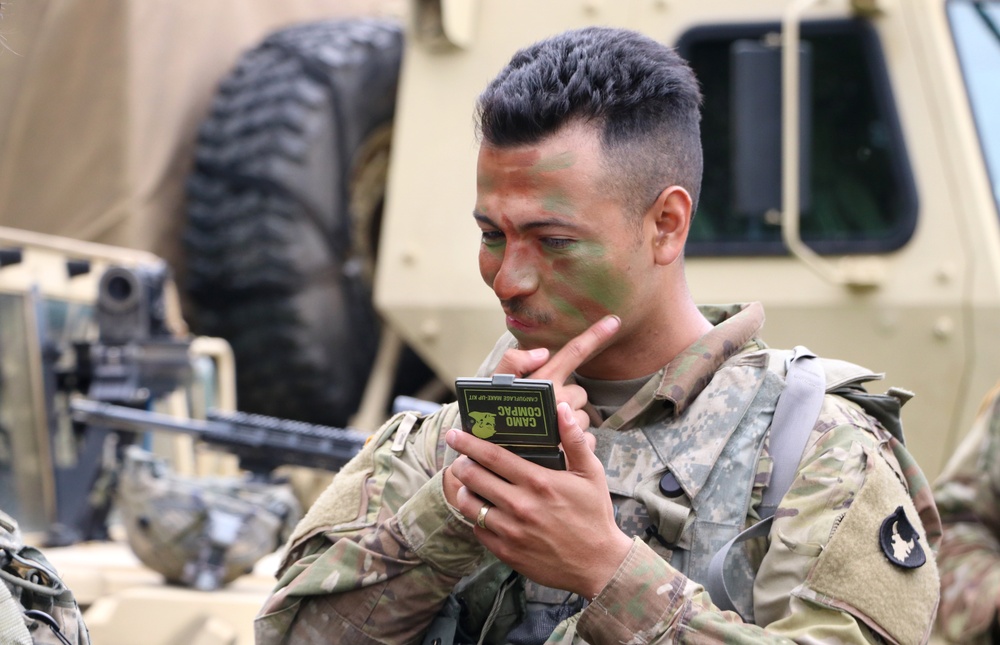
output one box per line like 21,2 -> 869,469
577,397 -> 940,644
935,387 -> 1000,643
254,404 -> 484,644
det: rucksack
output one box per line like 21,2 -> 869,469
116,446 -> 302,591
707,346 -> 918,616
0,509 -> 90,645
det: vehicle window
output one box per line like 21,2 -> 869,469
677,20 -> 917,256
949,1 -> 1000,220
0,294 -> 94,532
0,293 -> 48,530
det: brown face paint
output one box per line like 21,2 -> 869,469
478,147 -> 543,193
478,215 -> 547,302
479,148 -> 579,196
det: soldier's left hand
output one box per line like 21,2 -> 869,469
446,400 -> 632,600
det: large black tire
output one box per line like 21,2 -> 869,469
184,19 -> 405,426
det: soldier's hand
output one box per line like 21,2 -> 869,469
491,314 -> 621,430
446,401 -> 632,600
442,314 -> 622,544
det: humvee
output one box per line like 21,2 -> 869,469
0,0 -> 997,642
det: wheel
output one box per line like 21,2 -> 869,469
183,19 -> 404,426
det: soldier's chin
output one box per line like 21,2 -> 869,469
514,333 -> 580,360
510,328 -> 553,351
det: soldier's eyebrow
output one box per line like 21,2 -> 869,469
472,212 -> 580,233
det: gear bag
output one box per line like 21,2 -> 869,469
706,347 -> 917,617
117,446 -> 303,591
0,509 -> 91,645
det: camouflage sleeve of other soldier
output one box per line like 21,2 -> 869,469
934,382 -> 1000,643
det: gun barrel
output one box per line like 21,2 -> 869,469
69,399 -> 369,472
70,399 -> 224,435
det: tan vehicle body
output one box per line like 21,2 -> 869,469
0,0 -> 997,643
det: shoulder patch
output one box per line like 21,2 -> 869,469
795,452 -> 939,645
879,506 -> 926,569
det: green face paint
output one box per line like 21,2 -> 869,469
476,173 -> 496,192
482,239 -> 504,253
531,151 -> 576,174
577,257 -> 627,312
549,293 -> 590,326
547,241 -> 629,324
541,189 -> 574,216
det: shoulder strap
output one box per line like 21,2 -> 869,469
759,347 -> 826,517
705,346 -> 825,619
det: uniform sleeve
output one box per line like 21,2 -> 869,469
934,387 -> 1000,642
254,404 -> 486,645
577,396 -> 940,645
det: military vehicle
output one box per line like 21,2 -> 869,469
1,0 -> 998,642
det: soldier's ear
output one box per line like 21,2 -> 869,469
648,186 -> 692,266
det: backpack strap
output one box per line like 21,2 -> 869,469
705,346 -> 825,618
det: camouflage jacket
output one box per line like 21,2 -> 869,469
255,302 -> 941,644
933,383 -> 1000,643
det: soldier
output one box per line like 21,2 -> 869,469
934,383 -> 1000,643
256,26 -> 941,644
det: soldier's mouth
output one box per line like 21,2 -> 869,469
501,300 -> 550,332
506,314 -> 535,332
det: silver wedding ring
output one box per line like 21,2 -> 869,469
476,503 -> 491,529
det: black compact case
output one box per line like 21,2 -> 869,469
455,374 -> 565,469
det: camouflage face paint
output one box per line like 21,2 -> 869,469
477,148 -> 543,193
547,240 -> 629,330
549,293 -> 590,327
535,151 -> 577,215
474,130 -> 644,352
531,151 -> 576,174
478,149 -> 578,199
541,189 -> 574,216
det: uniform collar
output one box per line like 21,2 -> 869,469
653,302 -> 766,416
476,302 -> 766,421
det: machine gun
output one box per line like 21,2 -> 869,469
69,400 -> 369,478
44,261 -> 376,546
43,262 -> 194,544
44,262 -> 377,588
68,400 -> 371,590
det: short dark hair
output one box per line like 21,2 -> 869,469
476,27 -> 704,218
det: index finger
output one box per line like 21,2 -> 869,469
530,315 -> 621,384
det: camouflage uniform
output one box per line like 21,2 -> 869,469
256,302 -> 941,644
934,384 -> 1000,643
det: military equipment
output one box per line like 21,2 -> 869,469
0,509 -> 91,645
169,0 -> 1000,484
45,262 -> 191,545
54,260 -> 366,542
69,400 -> 368,477
115,446 -> 301,592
